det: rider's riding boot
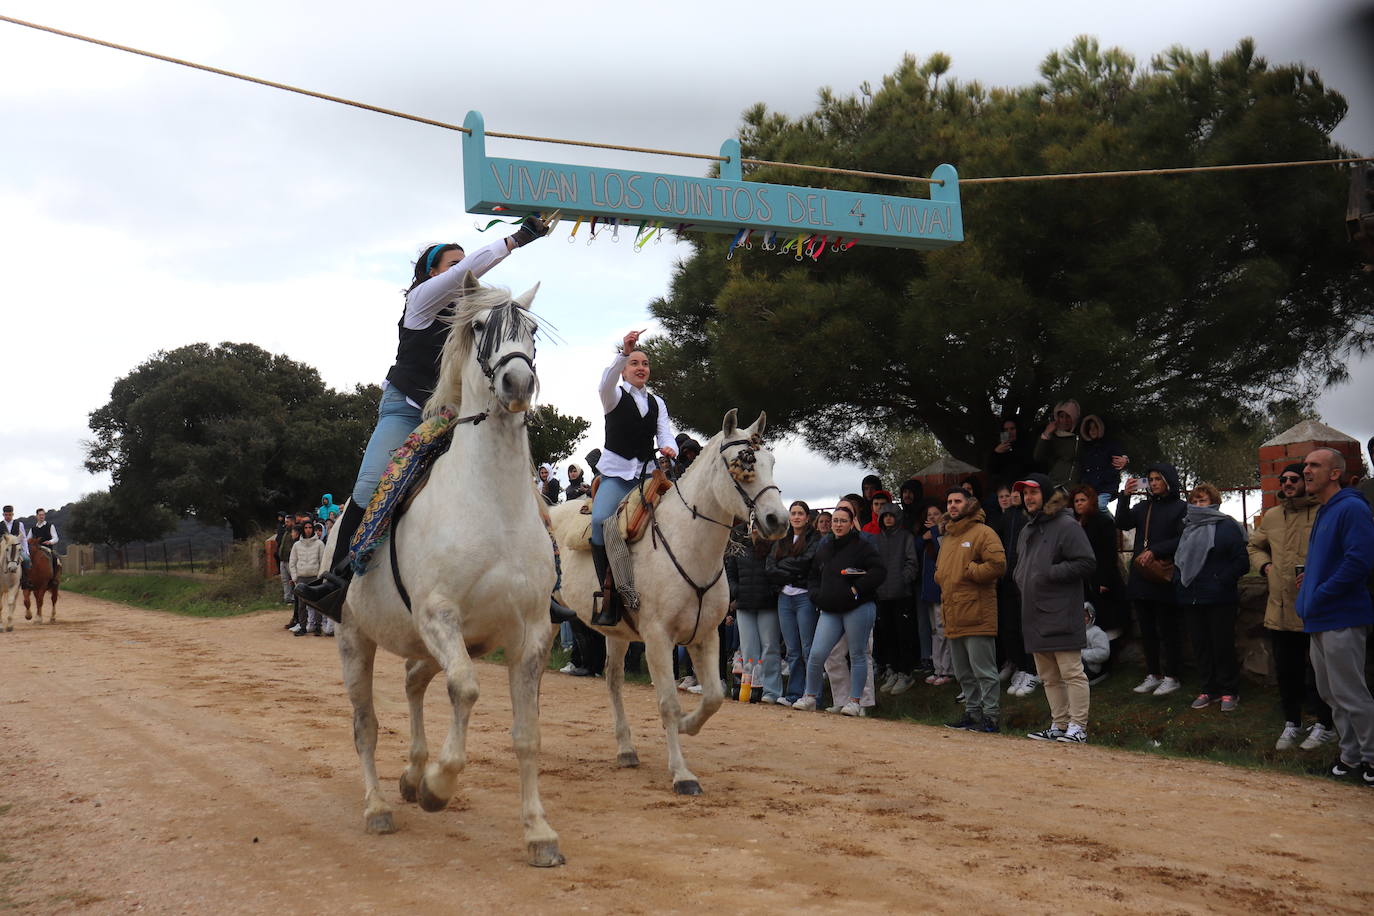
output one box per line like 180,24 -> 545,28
295,501 -> 364,621
590,542 -> 620,628
549,597 -> 578,624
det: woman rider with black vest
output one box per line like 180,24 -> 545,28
588,329 -> 678,626
297,216 -> 574,623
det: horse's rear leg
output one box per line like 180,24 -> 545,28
680,627 -> 725,737
338,626 -> 395,834
603,636 -> 639,767
414,599 -> 479,813
399,657 -> 441,804
44,588 -> 57,624
23,588 -> 31,620
508,632 -> 564,867
641,628 -> 702,795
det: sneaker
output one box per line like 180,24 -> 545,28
825,705 -> 844,714
762,694 -> 780,705
1190,693 -> 1214,709
1133,674 -> 1163,694
840,703 -> 866,717
791,695 -> 817,711
1359,762 -> 1374,787
293,627 -> 309,637
687,683 -> 704,694
955,691 -> 966,704
1321,757 -> 1359,779
924,674 -> 939,685
890,673 -> 915,696
930,675 -> 954,686
1275,722 -> 1302,750
289,623 -> 304,634
1056,725 -> 1088,744
676,675 -> 698,691
1006,670 -> 1027,696
980,717 -> 1000,734
775,695 -> 793,706
878,671 -> 897,694
567,667 -> 593,677
1152,676 -> 1182,697
1300,723 -> 1337,750
1017,675 -> 1041,697
1219,695 -> 1239,712
945,712 -> 982,730
1027,726 -> 1067,741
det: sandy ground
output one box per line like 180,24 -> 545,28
0,593 -> 1370,915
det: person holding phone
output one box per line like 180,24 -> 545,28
792,505 -> 886,716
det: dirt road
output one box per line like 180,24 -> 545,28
1,593 -> 1369,913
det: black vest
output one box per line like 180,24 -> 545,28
604,387 -> 658,463
31,521 -> 52,542
4,519 -> 22,537
385,301 -> 454,405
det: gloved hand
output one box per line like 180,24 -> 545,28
509,215 -> 550,248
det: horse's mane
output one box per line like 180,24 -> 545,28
423,282 -> 537,419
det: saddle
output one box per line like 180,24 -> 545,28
561,469 -> 674,551
350,410 -> 457,576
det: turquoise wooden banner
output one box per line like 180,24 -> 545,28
461,111 -> 962,251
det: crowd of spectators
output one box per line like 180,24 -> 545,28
549,413 -> 1374,782
273,500 -> 338,637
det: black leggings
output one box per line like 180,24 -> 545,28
1269,629 -> 1333,727
1134,598 -> 1184,678
1187,603 -> 1238,696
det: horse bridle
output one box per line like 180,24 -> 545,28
452,302 -> 539,428
649,433 -> 780,645
1,539 -> 19,574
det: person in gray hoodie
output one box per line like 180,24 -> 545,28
1014,473 -> 1097,743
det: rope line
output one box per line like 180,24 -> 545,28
3,13 -> 1370,190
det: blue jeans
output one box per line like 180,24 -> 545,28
1097,492 -> 1114,513
804,602 -> 877,701
590,476 -> 637,546
736,607 -> 783,698
351,384 -> 423,506
777,591 -> 818,701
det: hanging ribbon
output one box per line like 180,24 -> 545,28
566,214 -> 585,243
726,227 -> 749,260
586,216 -> 600,245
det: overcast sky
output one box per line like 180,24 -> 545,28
2,0 -> 1370,519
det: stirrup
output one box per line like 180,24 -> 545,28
590,589 -> 621,628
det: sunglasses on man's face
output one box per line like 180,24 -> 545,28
1280,475 -> 1302,483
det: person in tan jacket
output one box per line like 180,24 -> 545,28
934,489 -> 1007,732
1248,462 -> 1333,750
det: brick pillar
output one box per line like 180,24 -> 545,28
1258,425 -> 1366,512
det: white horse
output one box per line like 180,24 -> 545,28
549,410 -> 787,794
1,533 -> 21,632
336,273 -> 563,867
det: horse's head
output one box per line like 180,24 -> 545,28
1,533 -> 20,573
711,408 -> 788,539
426,272 -> 540,417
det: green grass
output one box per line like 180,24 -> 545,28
64,572 -> 280,617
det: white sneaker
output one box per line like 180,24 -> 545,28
1056,725 -> 1088,744
791,695 -> 817,711
775,695 -> 792,706
687,683 -> 704,695
1275,722 -> 1302,751
890,673 -> 915,696
676,675 -> 698,691
879,670 -> 898,694
1300,723 -> 1337,750
560,663 -> 577,675
1007,670 -> 1028,695
289,624 -> 304,634
1133,674 -> 1163,694
1017,675 -> 1042,697
840,703 -> 865,717
1152,676 -> 1182,697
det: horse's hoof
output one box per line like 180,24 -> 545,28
673,779 -> 702,796
365,811 -> 397,835
527,839 -> 566,868
398,773 -> 420,804
417,780 -> 448,813
616,750 -> 640,768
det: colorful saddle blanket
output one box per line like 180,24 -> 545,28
350,408 -> 456,576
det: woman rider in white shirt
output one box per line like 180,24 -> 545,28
588,329 -> 678,626
297,217 -> 574,624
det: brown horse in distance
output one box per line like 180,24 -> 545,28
23,537 -> 59,624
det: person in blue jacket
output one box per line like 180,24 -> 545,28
1174,483 -> 1250,712
1296,448 -> 1374,783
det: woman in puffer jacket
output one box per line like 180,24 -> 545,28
792,505 -> 886,717
728,524 -> 783,703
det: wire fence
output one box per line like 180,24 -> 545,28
73,537 -> 233,575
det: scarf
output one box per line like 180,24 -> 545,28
1176,504 -> 1227,587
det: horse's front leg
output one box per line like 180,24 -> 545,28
507,624 -> 564,867
338,625 -> 395,834
45,588 -> 57,624
641,626 -> 701,795
398,657 -> 441,804
23,586 -> 31,620
414,596 -> 478,813
603,636 -> 638,767
679,625 -> 725,738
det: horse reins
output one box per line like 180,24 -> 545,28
648,435 -> 779,646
